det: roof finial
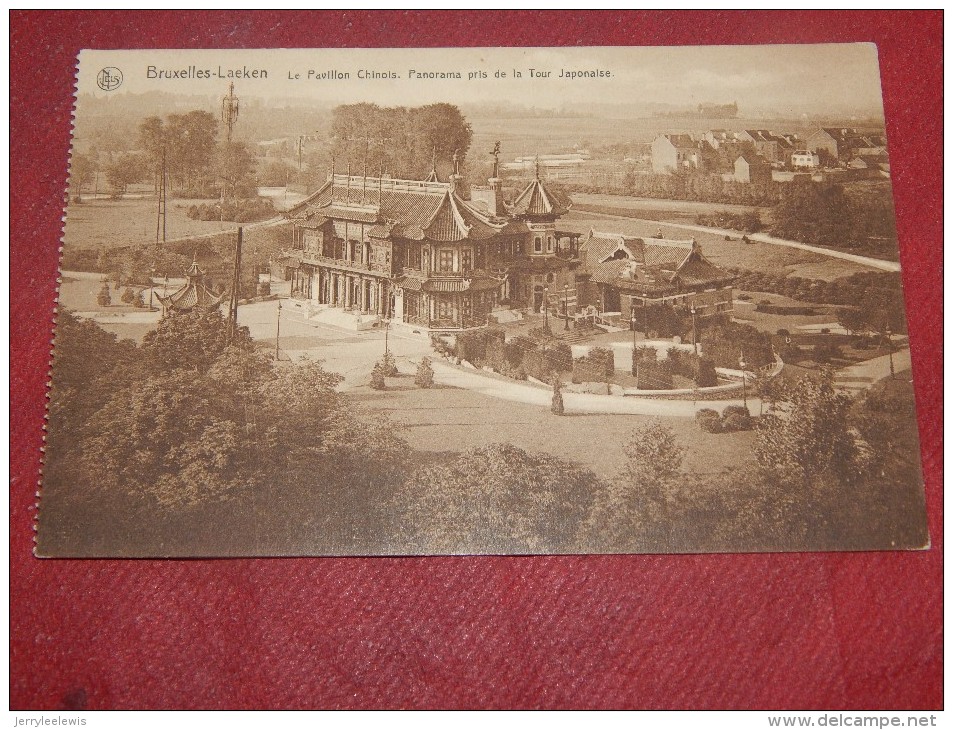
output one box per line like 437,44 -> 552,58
534,152 -> 541,180
452,149 -> 460,177
431,145 -> 437,174
491,141 -> 501,179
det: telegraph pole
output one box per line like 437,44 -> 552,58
155,146 -> 167,245
229,226 -> 243,340
221,83 -> 240,216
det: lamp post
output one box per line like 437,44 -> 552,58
739,350 -> 747,411
543,286 -> 549,331
631,307 -> 638,380
690,303 -> 697,356
275,299 -> 282,360
563,283 -> 569,331
886,325 -> 894,378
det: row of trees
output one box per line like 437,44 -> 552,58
329,103 -> 473,182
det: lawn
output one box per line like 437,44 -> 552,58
350,378 -> 757,483
62,194 -> 270,250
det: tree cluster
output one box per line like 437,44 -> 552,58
41,309 -> 406,556
771,181 -> 898,256
329,103 -> 473,182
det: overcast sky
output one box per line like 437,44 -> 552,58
79,45 -> 885,116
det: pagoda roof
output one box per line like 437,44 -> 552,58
156,258 -> 227,312
508,175 -> 572,218
287,173 -> 507,243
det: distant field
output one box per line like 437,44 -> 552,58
561,211 -> 874,281
571,192 -> 774,223
63,195 -> 263,250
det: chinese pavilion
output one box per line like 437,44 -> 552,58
155,256 -> 227,313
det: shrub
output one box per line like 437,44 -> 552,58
133,291 -> 146,308
777,328 -> 791,337
370,361 -> 387,390
637,360 -> 673,390
527,325 -> 554,341
723,413 -> 753,432
120,287 -> 136,304
696,409 -> 722,433
430,334 -> 455,358
695,357 -> 718,387
96,283 -> 111,307
415,357 -> 435,388
380,351 -> 399,377
257,281 -> 271,297
545,342 -> 573,373
589,347 -> 615,378
522,348 -> 552,382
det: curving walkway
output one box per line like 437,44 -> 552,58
428,359 -> 761,417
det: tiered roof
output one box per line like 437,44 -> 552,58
156,257 -> 226,312
287,174 -> 513,243
508,175 -> 572,218
579,231 -> 733,293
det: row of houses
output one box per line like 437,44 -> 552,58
652,127 -> 889,180
273,150 -> 734,334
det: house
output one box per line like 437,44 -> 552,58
806,128 -> 889,162
734,154 -> 773,184
575,231 -> 735,324
790,150 -> 820,169
277,152 -> 583,332
736,130 -> 788,164
651,134 -> 703,173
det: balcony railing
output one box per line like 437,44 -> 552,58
299,253 -> 392,275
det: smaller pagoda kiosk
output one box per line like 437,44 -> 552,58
156,256 -> 227,313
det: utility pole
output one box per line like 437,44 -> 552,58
886,325 -> 895,378
543,286 -> 549,331
563,284 -> 569,331
690,303 -> 698,357
229,226 -> 243,340
275,299 -> 282,360
739,350 -> 748,411
155,146 -> 167,245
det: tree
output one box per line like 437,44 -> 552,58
139,111 -> 219,195
105,152 -> 146,197
583,420 -> 686,550
755,375 -> 857,489
96,282 -> 111,307
68,152 -> 97,202
219,140 -> 258,200
141,309 -> 254,374
837,306 -> 867,335
329,103 -> 472,181
394,443 -> 605,553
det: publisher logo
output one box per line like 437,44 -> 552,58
97,67 -> 123,91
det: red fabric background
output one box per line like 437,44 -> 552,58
10,11 -> 942,710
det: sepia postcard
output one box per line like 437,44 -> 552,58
38,45 -> 928,557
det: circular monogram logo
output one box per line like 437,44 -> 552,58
96,67 -> 123,91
